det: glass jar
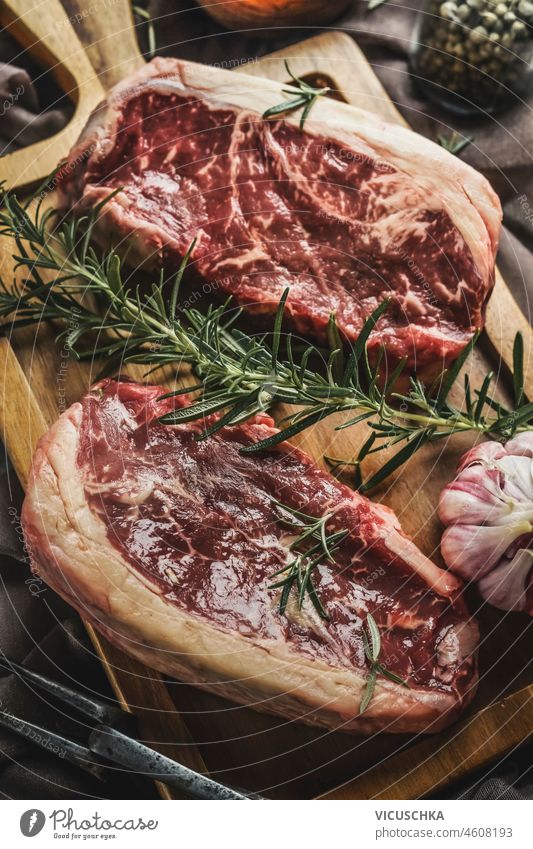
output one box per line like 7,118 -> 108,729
410,0 -> 533,114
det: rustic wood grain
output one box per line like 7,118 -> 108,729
62,0 -> 144,90
241,31 -> 403,122
321,686 -> 533,799
0,2 -> 531,800
0,338 -> 48,489
486,271 -> 533,400
0,0 -> 106,190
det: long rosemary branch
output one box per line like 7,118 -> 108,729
0,188 -> 531,492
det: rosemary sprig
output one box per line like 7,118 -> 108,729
436,131 -> 473,156
359,613 -> 409,715
326,330 -> 531,492
269,501 -> 349,620
0,187 -> 532,494
262,61 -> 330,130
132,3 -> 157,60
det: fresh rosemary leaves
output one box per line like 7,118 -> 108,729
262,61 -> 330,129
269,507 -> 410,710
269,501 -> 349,620
0,187 -> 532,494
325,329 -> 533,493
132,3 -> 157,59
436,131 -> 473,156
359,613 -> 409,715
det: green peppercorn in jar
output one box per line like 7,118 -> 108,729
410,0 -> 533,113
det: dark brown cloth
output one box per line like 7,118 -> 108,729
0,32 -> 71,154
0,0 -> 531,800
0,468 -> 156,799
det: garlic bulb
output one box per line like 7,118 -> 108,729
439,432 -> 533,616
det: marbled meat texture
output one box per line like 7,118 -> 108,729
21,379 -> 479,733
57,58 -> 501,377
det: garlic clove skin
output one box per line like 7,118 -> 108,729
441,520 -> 533,580
439,465 -> 514,526
456,439 -> 507,473
439,432 -> 533,616
439,459 -> 533,526
495,454 -> 533,501
478,548 -> 533,613
504,433 -> 533,458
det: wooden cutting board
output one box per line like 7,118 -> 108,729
0,0 -> 531,800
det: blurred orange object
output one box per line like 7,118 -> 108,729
195,0 -> 353,35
